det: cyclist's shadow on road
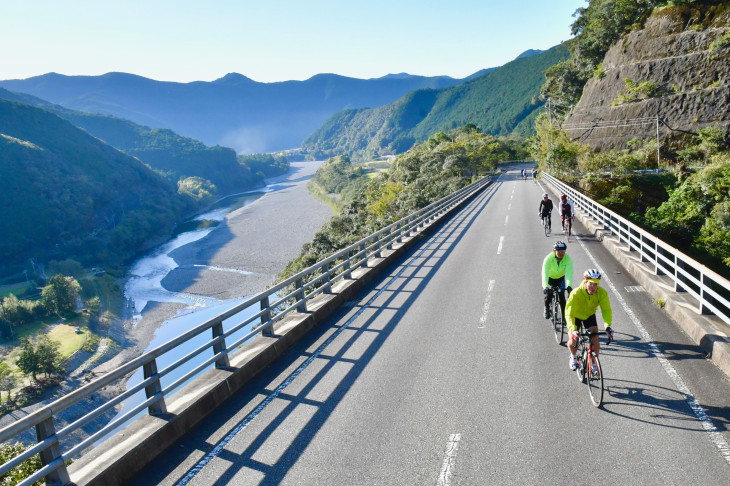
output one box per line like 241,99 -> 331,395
599,333 -> 729,432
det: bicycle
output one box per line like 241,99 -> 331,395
547,285 -> 565,344
561,216 -> 572,242
542,214 -> 551,236
574,330 -> 611,407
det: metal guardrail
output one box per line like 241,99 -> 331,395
543,172 -> 730,325
0,175 -> 492,486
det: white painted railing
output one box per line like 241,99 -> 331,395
543,172 -> 730,324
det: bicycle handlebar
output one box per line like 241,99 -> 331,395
578,330 -> 612,345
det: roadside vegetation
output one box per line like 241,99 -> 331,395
0,265 -> 117,416
283,126 -> 528,278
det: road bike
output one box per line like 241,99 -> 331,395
574,330 -> 611,407
547,285 -> 565,344
542,215 -> 551,236
561,215 -> 572,242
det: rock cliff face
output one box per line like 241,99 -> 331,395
564,3 -> 730,152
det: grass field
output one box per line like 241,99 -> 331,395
0,282 -> 33,299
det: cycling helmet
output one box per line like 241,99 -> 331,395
583,268 -> 601,280
554,241 -> 567,251
543,193 -> 549,197
561,194 -> 567,201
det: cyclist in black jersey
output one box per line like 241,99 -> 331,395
539,193 -> 553,229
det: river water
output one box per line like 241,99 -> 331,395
109,185 -> 286,431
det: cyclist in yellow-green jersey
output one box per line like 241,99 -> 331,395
565,268 -> 615,370
541,240 -> 573,320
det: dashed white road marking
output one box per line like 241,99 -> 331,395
478,280 -> 496,328
504,215 -> 509,226
437,433 -> 462,486
497,236 -> 504,255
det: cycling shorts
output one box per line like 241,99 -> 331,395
574,314 -> 598,331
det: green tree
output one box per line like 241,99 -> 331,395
0,442 -> 43,486
41,275 -> 81,317
0,362 -> 17,403
16,338 -> 39,383
35,334 -> 64,379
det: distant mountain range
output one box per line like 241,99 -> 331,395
301,46 -> 568,160
0,72 -> 469,154
0,52 -> 542,154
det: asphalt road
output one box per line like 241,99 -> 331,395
127,165 -> 730,485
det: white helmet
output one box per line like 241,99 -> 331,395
583,268 -> 601,280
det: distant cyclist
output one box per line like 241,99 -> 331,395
541,240 -> 573,319
565,269 -> 614,370
538,193 -> 553,231
559,194 -> 574,235
532,168 -> 537,180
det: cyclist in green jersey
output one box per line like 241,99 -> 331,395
565,269 -> 615,370
541,241 -> 573,319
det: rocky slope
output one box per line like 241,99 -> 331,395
564,3 -> 730,151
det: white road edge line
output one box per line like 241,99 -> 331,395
437,433 -> 462,486
574,235 -> 730,465
478,280 -> 496,328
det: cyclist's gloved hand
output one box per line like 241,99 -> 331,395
606,326 -> 614,338
566,286 -> 572,294
571,331 -> 580,340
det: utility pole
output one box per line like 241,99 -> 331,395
656,114 -> 661,171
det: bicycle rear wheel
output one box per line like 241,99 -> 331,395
587,351 -> 604,407
544,219 -> 549,237
552,299 -> 564,345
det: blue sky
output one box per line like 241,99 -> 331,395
1,0 -> 586,83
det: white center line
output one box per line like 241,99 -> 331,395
478,280 -> 496,328
497,236 -> 504,254
504,215 -> 509,226
437,433 -> 461,486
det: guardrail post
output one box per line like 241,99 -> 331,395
212,322 -> 230,368
295,278 -> 307,312
675,258 -> 687,292
385,227 -> 393,250
143,359 -> 167,416
260,296 -> 273,337
699,273 -> 714,315
36,417 -> 70,485
323,261 -> 332,294
375,234 -> 382,258
343,257 -> 352,279
360,243 -> 368,268
654,246 -> 665,276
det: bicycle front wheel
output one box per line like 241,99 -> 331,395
587,351 -> 604,407
552,299 -> 564,345
544,220 -> 549,237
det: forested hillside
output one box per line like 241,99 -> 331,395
0,88 -> 284,200
301,46 -> 569,160
283,127 -> 527,276
0,99 -> 192,276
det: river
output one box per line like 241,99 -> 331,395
107,161 -> 328,434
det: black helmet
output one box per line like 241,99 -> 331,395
554,241 -> 567,251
